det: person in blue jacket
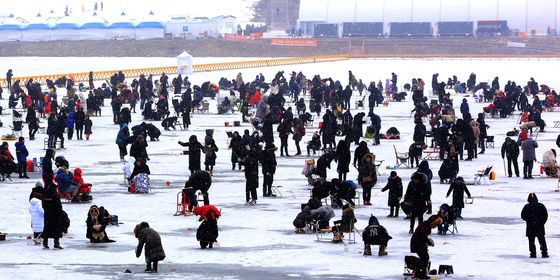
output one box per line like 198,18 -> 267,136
15,137 -> 29,179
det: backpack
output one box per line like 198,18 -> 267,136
386,127 -> 400,135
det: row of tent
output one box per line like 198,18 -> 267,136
0,13 -> 165,41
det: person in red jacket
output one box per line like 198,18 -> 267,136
73,167 -> 92,201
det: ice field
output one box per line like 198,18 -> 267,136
0,57 -> 559,279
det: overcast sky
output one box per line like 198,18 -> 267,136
5,0 -> 257,22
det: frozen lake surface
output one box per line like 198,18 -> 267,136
0,57 -> 559,279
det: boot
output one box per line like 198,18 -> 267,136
152,261 -> 158,272
43,238 -> 49,249
53,239 -> 63,249
332,232 -> 343,243
363,243 -> 372,256
200,241 -> 208,249
145,262 -> 152,272
378,245 -> 388,256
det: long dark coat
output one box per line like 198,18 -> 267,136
382,176 -> 403,207
336,141 -> 351,174
135,223 -> 166,262
42,187 -> 63,238
446,178 -> 471,209
179,136 -> 204,172
521,194 -> 548,237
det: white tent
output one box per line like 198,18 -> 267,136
107,13 -> 135,40
78,16 -> 107,40
0,17 -> 23,42
51,16 -> 79,41
22,15 -> 51,41
177,51 -> 193,75
135,12 -> 164,40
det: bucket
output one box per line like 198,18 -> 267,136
27,159 -> 34,172
224,122 -> 230,127
318,121 -> 323,129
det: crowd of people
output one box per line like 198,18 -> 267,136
2,65 -> 558,277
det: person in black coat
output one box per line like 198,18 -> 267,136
477,113 -> 489,154
242,150 -> 259,205
179,135 -> 204,174
42,185 -> 64,249
74,107 -> 85,140
446,177 -> 471,219
352,112 -> 366,145
261,143 -> 277,197
230,131 -> 245,167
382,171 -> 403,217
501,137 -> 520,177
413,117 -> 426,144
416,160 -> 433,214
335,140 -> 351,181
26,106 -> 39,140
353,141 -> 370,170
521,193 -> 549,258
314,152 -> 334,179
404,172 -> 430,234
368,111 -> 382,145
277,119 -> 292,157
130,135 -> 149,161
410,215 -> 443,279
362,215 -> 392,256
42,148 -> 56,188
46,112 -> 57,149
358,153 -> 377,205
408,142 -> 424,169
185,170 -> 212,205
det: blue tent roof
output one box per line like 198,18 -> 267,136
0,24 -> 22,30
23,23 -> 51,30
79,22 -> 107,29
135,21 -> 164,28
52,23 -> 79,30
108,22 -> 134,29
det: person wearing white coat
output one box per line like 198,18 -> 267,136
28,194 -> 44,239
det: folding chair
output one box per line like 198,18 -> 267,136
271,186 -> 283,198
448,220 -> 458,235
474,165 -> 493,185
485,136 -> 495,148
174,191 -> 193,216
394,145 -> 410,168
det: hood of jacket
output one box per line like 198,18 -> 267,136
368,215 -> 379,226
527,192 -> 538,203
74,167 -> 82,177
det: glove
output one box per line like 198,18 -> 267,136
427,238 -> 435,247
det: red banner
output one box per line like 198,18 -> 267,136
270,39 -> 318,47
224,33 -> 248,40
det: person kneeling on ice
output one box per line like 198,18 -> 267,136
409,215 -> 443,279
73,167 -> 92,202
193,205 -> 221,249
293,205 -> 313,233
310,204 -> 335,230
128,158 -> 150,193
362,215 -> 392,256
331,179 -> 357,208
86,205 -> 115,243
134,222 -> 166,273
331,204 -> 357,243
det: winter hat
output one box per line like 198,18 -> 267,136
527,192 -> 538,203
35,181 -> 44,188
390,171 -> 397,177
